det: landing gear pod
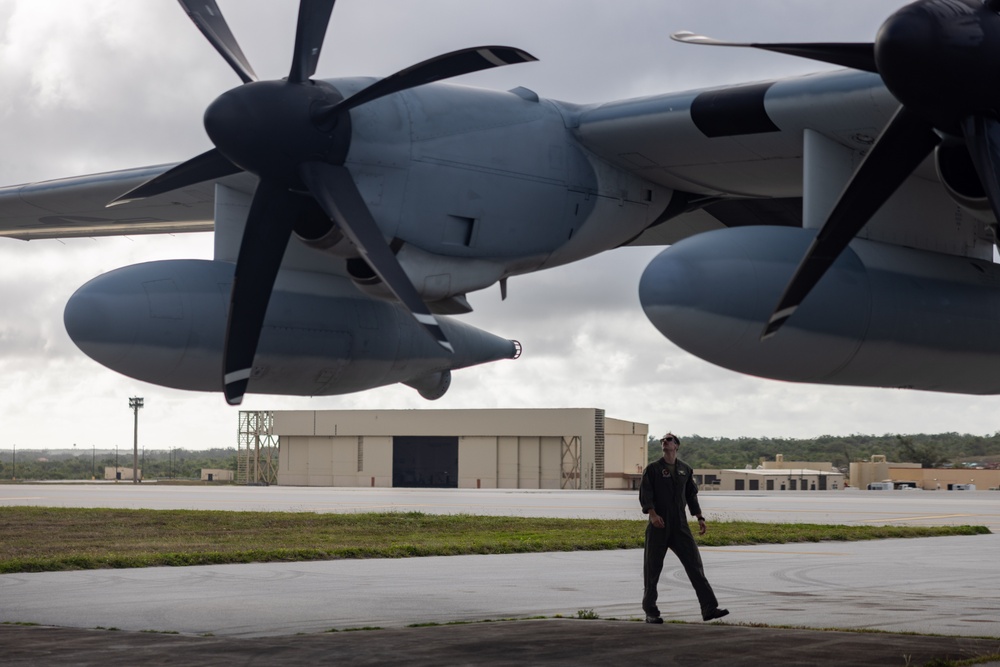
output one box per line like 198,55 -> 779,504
640,226 -> 1000,394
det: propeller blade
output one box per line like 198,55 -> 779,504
762,106 -> 940,340
671,32 -> 878,73
177,0 -> 257,84
961,115 -> 1000,226
288,0 -> 338,83
299,161 -> 454,353
222,179 -> 301,405
108,148 -> 241,207
314,46 -> 537,122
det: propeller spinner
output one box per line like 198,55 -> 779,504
111,0 -> 536,405
675,0 -> 1000,339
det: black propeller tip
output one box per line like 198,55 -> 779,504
224,370 -> 251,406
178,0 -> 258,84
760,309 -> 795,341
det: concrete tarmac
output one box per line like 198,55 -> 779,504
2,486 -> 999,665
2,483 -> 998,529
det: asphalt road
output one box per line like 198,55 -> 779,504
1,485 -> 998,665
2,534 -> 998,637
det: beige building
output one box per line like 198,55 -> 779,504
760,454 -> 835,472
201,469 -> 234,482
695,467 -> 845,491
272,408 -> 647,490
851,455 -> 1000,490
889,467 -> 1000,490
103,466 -> 141,481
849,455 -> 918,489
694,454 -> 845,491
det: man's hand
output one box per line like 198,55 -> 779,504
697,517 -> 707,535
649,509 -> 665,529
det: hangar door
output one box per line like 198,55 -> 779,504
393,436 -> 459,488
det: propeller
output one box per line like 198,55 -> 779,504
178,0 -> 257,84
112,0 -> 536,404
110,148 -> 240,205
670,32 -> 877,73
674,0 -> 1000,339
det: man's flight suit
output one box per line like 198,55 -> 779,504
639,457 -> 719,619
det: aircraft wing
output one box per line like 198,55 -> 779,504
577,69 -> 992,260
623,197 -> 803,246
0,165 -> 257,240
577,69 -> 890,247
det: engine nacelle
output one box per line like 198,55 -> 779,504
64,260 -> 518,399
639,226 -> 1000,394
935,141 -> 995,221
344,242 -> 506,305
295,223 -> 354,257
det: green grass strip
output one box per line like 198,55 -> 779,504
0,507 -> 988,574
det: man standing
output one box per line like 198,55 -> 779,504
639,433 -> 729,624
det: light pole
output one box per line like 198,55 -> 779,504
129,397 -> 144,483
11,444 -> 14,481
92,445 -> 96,480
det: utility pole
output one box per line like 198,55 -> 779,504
11,444 -> 14,481
129,397 -> 144,483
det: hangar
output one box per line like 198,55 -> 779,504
268,408 -> 647,490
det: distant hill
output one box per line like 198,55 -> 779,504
0,448 -> 237,481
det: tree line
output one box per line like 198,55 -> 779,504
5,433 -> 997,480
647,433 -> 1000,471
0,448 -> 237,481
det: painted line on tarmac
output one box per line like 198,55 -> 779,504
857,513 -> 975,522
707,507 -> 985,520
705,508 -> 879,516
298,503 -> 637,512
703,547 -> 850,556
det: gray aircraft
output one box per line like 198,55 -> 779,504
0,0 -> 995,403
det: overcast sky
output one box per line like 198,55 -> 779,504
5,0 -> 996,453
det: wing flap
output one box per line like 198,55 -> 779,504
0,165 -> 257,240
